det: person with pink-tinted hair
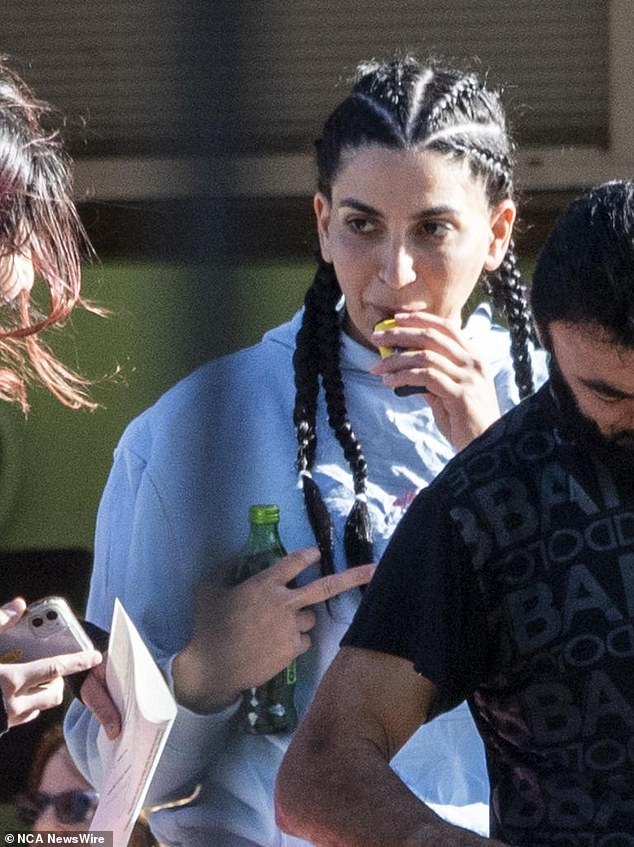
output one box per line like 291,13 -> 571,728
0,58 -> 109,736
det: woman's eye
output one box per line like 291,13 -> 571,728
347,217 -> 377,234
419,221 -> 450,238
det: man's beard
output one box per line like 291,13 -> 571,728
549,356 -> 634,473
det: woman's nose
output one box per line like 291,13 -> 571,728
379,243 -> 417,289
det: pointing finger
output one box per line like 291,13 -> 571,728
267,547 -> 322,584
293,563 -> 376,608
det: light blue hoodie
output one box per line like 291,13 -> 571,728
65,305 -> 547,846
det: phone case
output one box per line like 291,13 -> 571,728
0,596 -> 93,664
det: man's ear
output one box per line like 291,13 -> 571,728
484,199 -> 516,272
313,192 -> 333,263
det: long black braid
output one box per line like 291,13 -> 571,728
292,260 -> 336,574
483,241 -> 535,399
316,262 -> 373,568
293,57 -> 536,576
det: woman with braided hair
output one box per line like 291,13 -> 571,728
65,56 -> 547,846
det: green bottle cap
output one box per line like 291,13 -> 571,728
249,504 -> 280,524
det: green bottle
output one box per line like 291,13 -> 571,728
235,504 -> 298,734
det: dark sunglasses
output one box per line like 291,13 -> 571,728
14,789 -> 98,826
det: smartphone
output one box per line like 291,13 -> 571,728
0,596 -> 93,664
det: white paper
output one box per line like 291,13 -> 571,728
89,598 -> 177,845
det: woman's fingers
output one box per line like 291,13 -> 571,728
296,609 -> 317,633
370,312 -> 501,449
266,546 -> 322,586
377,350 -> 486,396
176,551 -> 372,712
12,708 -> 40,726
0,648 -> 103,729
262,550 -> 375,608
20,650 -> 102,685
1,672 -> 65,727
293,564 -> 376,608
372,324 -> 480,374
18,675 -> 65,711
0,597 -> 27,631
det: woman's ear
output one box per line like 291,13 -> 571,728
484,199 -> 516,272
313,192 -> 333,263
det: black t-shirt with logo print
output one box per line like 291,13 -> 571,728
343,383 -> 634,847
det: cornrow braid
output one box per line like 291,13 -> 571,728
350,93 -> 407,146
404,68 -> 434,141
432,138 -> 513,195
422,73 -> 482,134
315,95 -> 404,196
353,60 -> 411,133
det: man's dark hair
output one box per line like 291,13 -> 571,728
531,180 -> 634,349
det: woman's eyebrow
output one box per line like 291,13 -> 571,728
339,198 -> 380,216
339,198 -> 458,220
415,205 -> 457,219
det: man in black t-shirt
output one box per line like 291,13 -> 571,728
276,181 -> 634,847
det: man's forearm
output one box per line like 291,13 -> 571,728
276,731 -> 504,847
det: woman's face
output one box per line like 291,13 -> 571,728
314,145 -> 515,349
32,745 -> 95,833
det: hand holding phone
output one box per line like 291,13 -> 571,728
0,596 -> 101,731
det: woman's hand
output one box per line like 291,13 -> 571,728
0,598 -> 102,730
371,311 -> 501,450
173,547 -> 376,714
